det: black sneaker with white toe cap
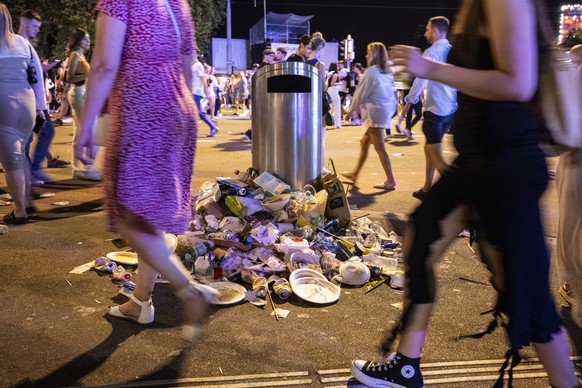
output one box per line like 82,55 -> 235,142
350,352 -> 423,388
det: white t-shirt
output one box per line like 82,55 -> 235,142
191,60 -> 206,96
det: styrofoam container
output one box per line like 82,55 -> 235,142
289,268 -> 340,304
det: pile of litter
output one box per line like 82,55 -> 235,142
74,169 -> 406,316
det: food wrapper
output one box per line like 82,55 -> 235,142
225,196 -> 264,218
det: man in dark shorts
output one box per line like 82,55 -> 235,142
406,16 -> 457,201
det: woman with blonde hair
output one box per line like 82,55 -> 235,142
0,2 -> 45,225
341,42 -> 397,191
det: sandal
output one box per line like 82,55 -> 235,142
3,210 -> 29,225
373,182 -> 396,191
107,293 -> 155,325
175,281 -> 219,342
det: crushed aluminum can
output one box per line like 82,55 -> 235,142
273,278 -> 292,300
122,280 -> 136,294
252,277 -> 268,298
94,256 -> 116,272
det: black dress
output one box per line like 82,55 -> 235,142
406,34 -> 562,352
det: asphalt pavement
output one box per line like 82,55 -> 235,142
0,110 -> 580,388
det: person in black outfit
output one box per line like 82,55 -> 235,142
349,1 -> 581,387
286,34 -> 311,63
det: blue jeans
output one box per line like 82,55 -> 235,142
26,109 -> 55,170
194,94 -> 217,131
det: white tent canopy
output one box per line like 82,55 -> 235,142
250,12 -> 314,45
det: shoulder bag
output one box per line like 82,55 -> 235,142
536,47 -> 582,155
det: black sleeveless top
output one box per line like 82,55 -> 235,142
448,34 -> 542,157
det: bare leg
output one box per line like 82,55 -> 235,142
422,143 -> 446,192
59,96 -> 70,119
4,169 -> 28,218
369,127 -> 396,187
345,130 -> 372,181
533,329 -> 579,387
115,207 -> 209,326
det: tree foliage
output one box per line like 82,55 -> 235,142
4,0 -> 225,59
5,0 -> 97,59
191,0 -> 226,53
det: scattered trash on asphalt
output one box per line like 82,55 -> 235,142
69,260 -> 94,274
167,350 -> 182,358
73,163 -> 426,319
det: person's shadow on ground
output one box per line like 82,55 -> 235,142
12,317 -> 190,388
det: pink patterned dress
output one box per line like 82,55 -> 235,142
96,0 -> 198,234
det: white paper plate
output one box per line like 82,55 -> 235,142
290,269 -> 340,304
292,278 -> 340,304
106,251 -> 138,266
206,281 -> 247,305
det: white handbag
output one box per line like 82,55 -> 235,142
537,48 -> 582,155
93,114 -> 110,147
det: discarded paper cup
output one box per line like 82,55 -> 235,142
390,270 -> 405,289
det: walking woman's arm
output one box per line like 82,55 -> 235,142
75,12 -> 126,164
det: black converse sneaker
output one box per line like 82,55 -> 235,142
350,352 -> 423,388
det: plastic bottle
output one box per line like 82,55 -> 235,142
191,241 -> 214,258
323,217 -> 339,231
112,265 -> 131,281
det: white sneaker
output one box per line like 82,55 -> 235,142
72,169 -> 101,181
402,128 -> 415,141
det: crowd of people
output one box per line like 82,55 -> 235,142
1,0 -> 581,387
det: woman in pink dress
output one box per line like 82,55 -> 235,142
75,0 -> 218,341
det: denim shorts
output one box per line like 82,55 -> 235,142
422,111 -> 455,144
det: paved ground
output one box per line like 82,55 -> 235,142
0,110 -> 580,387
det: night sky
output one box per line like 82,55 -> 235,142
217,0 -> 569,63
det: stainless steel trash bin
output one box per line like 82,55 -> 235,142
251,62 -> 323,189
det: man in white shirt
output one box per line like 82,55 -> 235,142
404,16 -> 457,200
192,57 -> 219,137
